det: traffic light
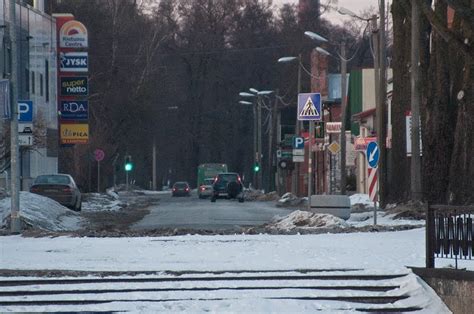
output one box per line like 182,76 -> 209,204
124,155 -> 133,172
253,162 -> 260,172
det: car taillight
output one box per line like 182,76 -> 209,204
30,187 -> 39,193
237,176 -> 242,183
172,188 -> 176,192
185,187 -> 190,191
200,186 -> 205,191
63,187 -> 72,193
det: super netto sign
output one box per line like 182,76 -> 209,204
60,77 -> 88,96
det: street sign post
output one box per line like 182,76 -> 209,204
293,136 -> 304,149
94,149 -> 105,193
298,93 -> 322,209
366,141 -> 379,225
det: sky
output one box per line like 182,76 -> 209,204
274,0 -> 381,25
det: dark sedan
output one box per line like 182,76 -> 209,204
172,182 -> 191,197
30,174 -> 82,211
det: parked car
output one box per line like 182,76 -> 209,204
211,172 -> 244,203
172,181 -> 191,197
198,178 -> 215,199
30,174 -> 82,211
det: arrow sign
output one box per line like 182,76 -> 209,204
366,141 -> 379,168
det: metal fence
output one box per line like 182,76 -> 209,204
426,204 -> 474,268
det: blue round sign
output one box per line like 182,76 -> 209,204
366,141 -> 379,168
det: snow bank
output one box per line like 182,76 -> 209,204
350,193 -> 376,206
82,193 -> 123,212
0,192 -> 84,231
269,210 -> 348,230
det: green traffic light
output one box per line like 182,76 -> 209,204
125,163 -> 133,171
253,164 -> 260,172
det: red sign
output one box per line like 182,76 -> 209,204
94,149 -> 105,162
354,137 -> 377,151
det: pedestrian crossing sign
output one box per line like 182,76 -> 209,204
297,93 -> 322,121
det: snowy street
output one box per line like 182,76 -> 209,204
131,191 -> 292,231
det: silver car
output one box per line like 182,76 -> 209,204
198,178 -> 215,199
30,174 -> 82,211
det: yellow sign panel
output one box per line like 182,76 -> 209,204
328,141 -> 341,155
60,123 -> 89,144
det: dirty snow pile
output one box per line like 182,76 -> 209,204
350,193 -> 378,209
82,193 -> 123,212
276,192 -> 307,207
0,192 -> 85,231
269,210 -> 348,230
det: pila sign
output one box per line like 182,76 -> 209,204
60,123 -> 89,144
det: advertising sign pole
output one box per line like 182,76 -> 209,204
97,160 -> 100,193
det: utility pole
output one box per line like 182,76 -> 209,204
253,100 -> 258,190
257,95 -> 262,191
9,0 -> 21,233
152,137 -> 157,190
292,54 -> 302,195
410,0 -> 422,201
378,0 -> 388,207
339,42 -> 348,195
268,90 -> 278,193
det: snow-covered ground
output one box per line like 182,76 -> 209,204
0,229 -> 460,312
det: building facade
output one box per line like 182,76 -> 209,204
0,1 -> 58,189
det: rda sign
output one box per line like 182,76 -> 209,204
60,76 -> 88,96
59,101 -> 88,120
59,20 -> 88,48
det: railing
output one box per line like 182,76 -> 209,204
426,204 -> 474,268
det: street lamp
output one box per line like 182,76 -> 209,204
152,106 -> 179,191
246,88 -> 274,191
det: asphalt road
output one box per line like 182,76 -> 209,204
131,191 -> 291,231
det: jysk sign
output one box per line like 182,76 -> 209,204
60,123 -> 89,144
60,52 -> 88,72
60,77 -> 88,96
60,101 -> 88,120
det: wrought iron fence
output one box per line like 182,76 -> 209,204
426,204 -> 474,268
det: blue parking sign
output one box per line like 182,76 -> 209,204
18,100 -> 33,122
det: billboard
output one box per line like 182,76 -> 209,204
59,100 -> 88,120
60,76 -> 88,96
59,20 -> 88,48
60,52 -> 88,72
60,123 -> 89,144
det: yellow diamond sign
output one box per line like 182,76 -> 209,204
328,141 -> 341,155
